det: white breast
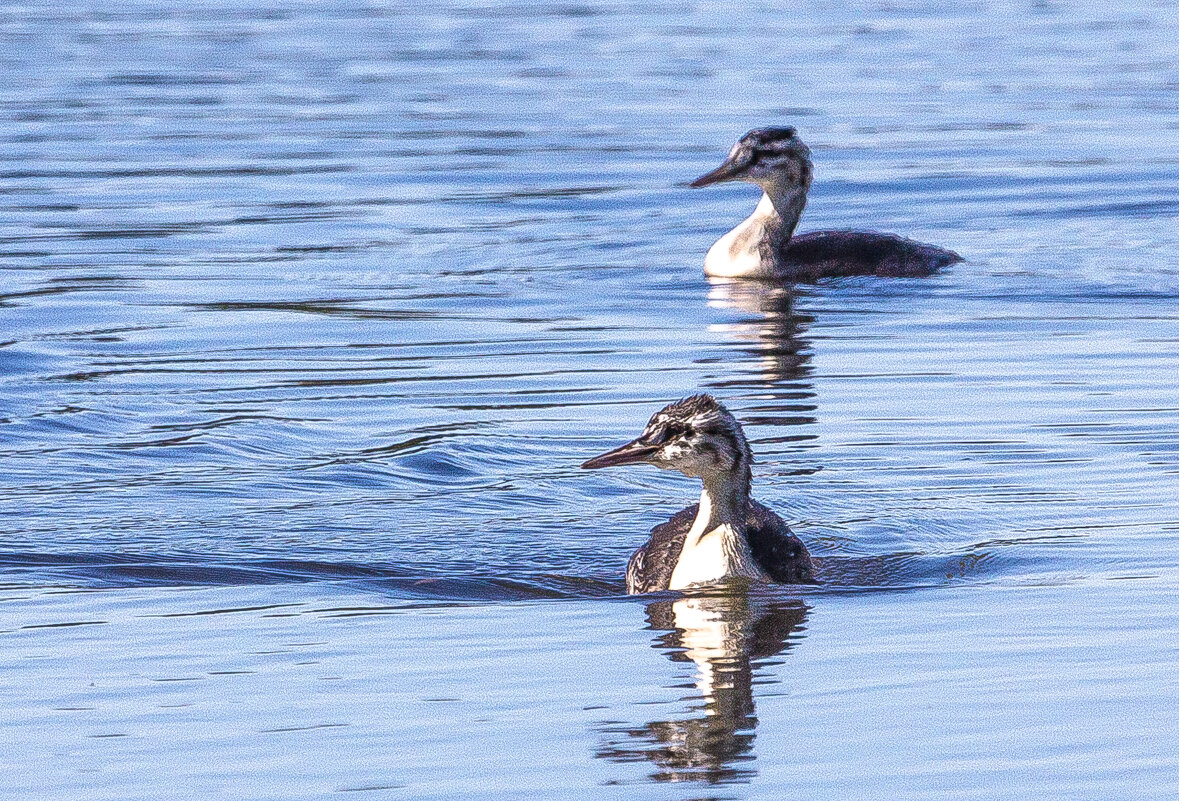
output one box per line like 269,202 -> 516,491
703,224 -> 773,279
702,193 -> 779,279
669,524 -> 766,590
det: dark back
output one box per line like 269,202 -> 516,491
773,230 -> 961,281
626,501 -> 814,593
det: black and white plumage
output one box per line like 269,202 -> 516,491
581,394 -> 814,594
691,127 -> 962,281
624,501 -> 813,594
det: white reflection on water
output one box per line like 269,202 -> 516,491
596,591 -> 807,784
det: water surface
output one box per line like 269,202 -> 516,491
3,0 -> 1179,798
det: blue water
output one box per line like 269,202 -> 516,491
3,1 -> 1179,798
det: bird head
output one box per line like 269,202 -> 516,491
690,127 -> 813,195
581,394 -> 753,484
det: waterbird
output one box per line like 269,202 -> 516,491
691,127 -> 962,281
581,394 -> 814,593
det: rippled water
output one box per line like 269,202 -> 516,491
4,1 -> 1179,797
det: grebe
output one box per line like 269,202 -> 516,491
581,394 -> 813,593
691,127 -> 962,281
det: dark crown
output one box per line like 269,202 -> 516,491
743,126 -> 797,145
645,394 -> 751,459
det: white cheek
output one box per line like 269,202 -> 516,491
656,443 -> 689,471
656,443 -> 703,476
660,442 -> 688,460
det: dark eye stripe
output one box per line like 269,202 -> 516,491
643,422 -> 690,445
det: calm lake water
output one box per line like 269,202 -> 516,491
3,0 -> 1179,798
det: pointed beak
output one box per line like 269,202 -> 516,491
689,152 -> 752,188
580,437 -> 659,470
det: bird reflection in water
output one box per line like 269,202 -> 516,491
703,282 -> 817,434
594,591 -> 807,785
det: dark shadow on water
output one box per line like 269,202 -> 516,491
0,547 -> 1024,598
0,552 -> 627,599
594,591 -> 808,786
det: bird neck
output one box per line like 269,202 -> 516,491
702,186 -> 807,278
755,178 -> 808,244
686,469 -> 752,546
